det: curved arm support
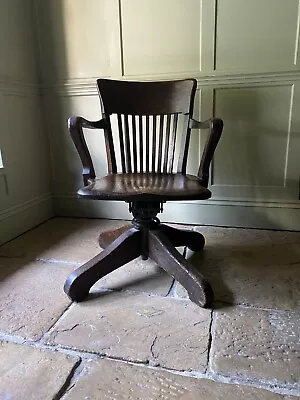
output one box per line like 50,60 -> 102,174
190,118 -> 223,188
68,116 -> 106,185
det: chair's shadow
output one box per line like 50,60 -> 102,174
85,262 -> 170,302
84,237 -> 300,311
185,239 -> 300,311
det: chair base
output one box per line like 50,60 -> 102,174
64,202 -> 213,308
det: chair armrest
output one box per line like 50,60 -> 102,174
190,118 -> 223,188
68,116 -> 106,185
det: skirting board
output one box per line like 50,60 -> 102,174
0,194 -> 54,245
53,196 -> 300,231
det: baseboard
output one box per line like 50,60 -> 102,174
1,193 -> 297,247
163,202 -> 300,231
53,194 -> 131,220
53,195 -> 300,231
0,194 -> 54,245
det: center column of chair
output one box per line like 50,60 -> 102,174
129,201 -> 163,260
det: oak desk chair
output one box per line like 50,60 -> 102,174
64,78 -> 223,308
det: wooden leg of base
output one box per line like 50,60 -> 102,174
98,223 -> 132,249
148,229 -> 213,308
159,224 -> 205,251
64,228 -> 141,302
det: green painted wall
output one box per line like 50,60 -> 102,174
34,0 -> 299,230
0,0 -> 53,245
2,0 -> 299,240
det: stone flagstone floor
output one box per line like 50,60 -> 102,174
0,217 -> 299,399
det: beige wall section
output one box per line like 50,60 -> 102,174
0,0 -> 52,245
35,0 -> 111,82
35,0 -> 300,230
0,0 -> 39,82
215,0 -> 299,72
121,0 -> 201,76
212,84 -> 298,201
46,94 -> 104,195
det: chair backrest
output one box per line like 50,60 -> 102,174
97,79 -> 197,175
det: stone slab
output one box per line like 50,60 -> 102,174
175,226 -> 300,310
211,306 -> 300,386
0,217 -> 127,263
195,226 -> 300,246
64,357 -> 295,400
46,292 -> 211,372
0,258 -> 73,340
94,256 -> 174,296
0,341 -> 79,400
93,224 -> 183,296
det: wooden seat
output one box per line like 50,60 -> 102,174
78,173 -> 211,201
64,78 -> 223,308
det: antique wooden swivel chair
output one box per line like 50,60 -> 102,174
64,78 -> 223,308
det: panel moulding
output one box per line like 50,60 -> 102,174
43,71 -> 300,97
119,0 -> 202,77
213,0 -> 300,74
0,76 -> 40,96
210,83 -> 298,203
